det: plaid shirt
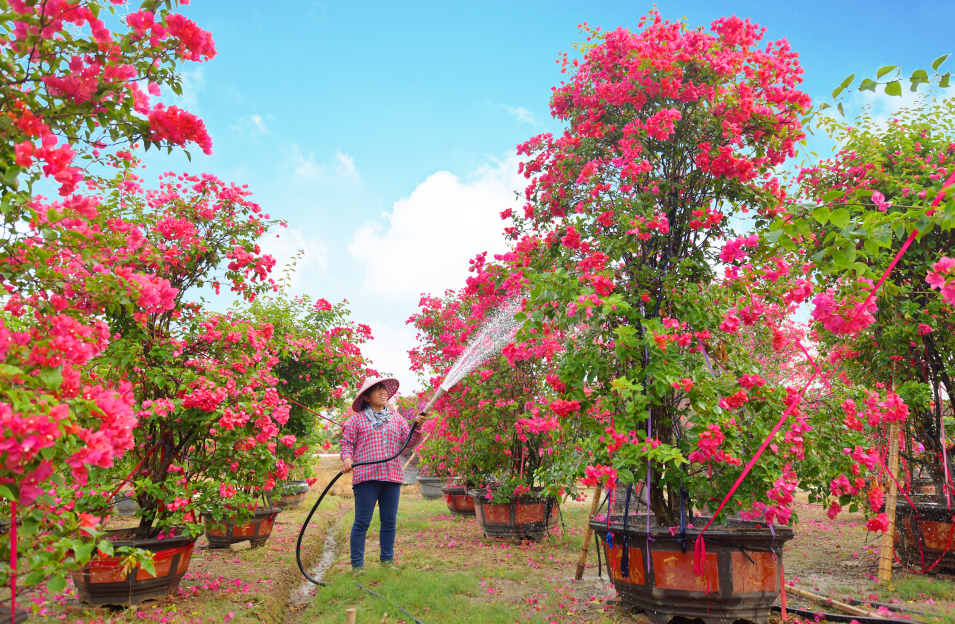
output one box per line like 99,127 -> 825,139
340,410 -> 424,485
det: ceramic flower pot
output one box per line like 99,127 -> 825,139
591,514 -> 793,624
71,528 -> 197,607
469,489 -> 558,541
441,485 -> 475,516
202,507 -> 280,549
894,500 -> 955,571
416,476 -> 444,500
275,480 -> 310,510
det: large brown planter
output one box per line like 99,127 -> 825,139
275,481 -> 309,510
470,489 -> 558,540
441,485 -> 475,516
894,500 -> 955,570
71,529 -> 196,607
202,507 -> 280,549
592,514 -> 793,624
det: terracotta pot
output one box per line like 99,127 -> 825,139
895,500 -> 955,571
275,480 -> 310,510
71,528 -> 196,607
417,476 -> 444,500
591,514 -> 793,624
469,489 -> 558,541
202,507 -> 280,549
441,485 -> 475,516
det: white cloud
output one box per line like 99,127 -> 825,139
348,156 -> 524,301
258,226 -> 328,288
173,67 -> 205,113
502,105 -> 537,124
233,113 -> 271,139
286,146 -> 360,183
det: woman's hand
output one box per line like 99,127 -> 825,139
414,412 -> 428,427
342,458 -> 353,473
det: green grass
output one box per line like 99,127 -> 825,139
296,564 -> 538,624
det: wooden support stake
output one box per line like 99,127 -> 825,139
346,608 -> 356,624
402,432 -> 431,471
785,586 -> 883,619
574,484 -> 604,580
878,421 -> 901,584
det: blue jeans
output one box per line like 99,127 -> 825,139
350,480 -> 401,567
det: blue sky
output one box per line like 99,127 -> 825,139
138,0 -> 955,387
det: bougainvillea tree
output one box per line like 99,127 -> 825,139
494,13 -> 831,526
237,265 -> 373,490
771,96 -> 955,510
0,0 -> 218,592
408,255 -> 582,501
72,162 -> 291,540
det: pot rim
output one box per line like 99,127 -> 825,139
417,476 -> 445,483
102,527 -> 198,550
590,513 -> 794,542
201,507 -> 280,522
467,489 -> 558,505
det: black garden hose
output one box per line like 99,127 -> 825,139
295,421 -> 420,585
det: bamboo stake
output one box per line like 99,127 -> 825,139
574,484 -> 604,580
785,586 -> 883,618
402,432 -> 432,471
878,421 -> 901,583
345,608 -> 357,624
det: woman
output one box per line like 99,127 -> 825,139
341,376 -> 426,573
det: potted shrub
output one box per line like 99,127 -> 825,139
408,273 -> 579,539
236,267 -> 372,512
774,94 -> 955,570
492,11 -> 819,619
72,163 -> 298,600
0,0 -> 218,601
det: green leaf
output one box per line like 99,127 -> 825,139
941,73 -> 951,88
840,73 -> 855,88
932,54 -> 951,71
811,207 -> 830,224
822,190 -> 844,202
24,570 -> 46,586
38,367 -> 63,389
854,189 -> 874,198
831,86 -> 845,99
74,541 -> 96,562
0,485 -> 16,501
837,102 -> 845,118
764,229 -> 785,244
851,262 -> 870,275
829,208 -> 851,229
832,247 -> 855,269
877,65 -> 898,79
910,69 -> 929,91
885,81 -> 902,96
859,78 -> 878,92
46,575 -> 66,593
818,102 -> 831,112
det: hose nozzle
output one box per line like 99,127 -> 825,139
419,386 -> 447,416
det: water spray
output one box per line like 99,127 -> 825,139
295,295 -> 523,585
